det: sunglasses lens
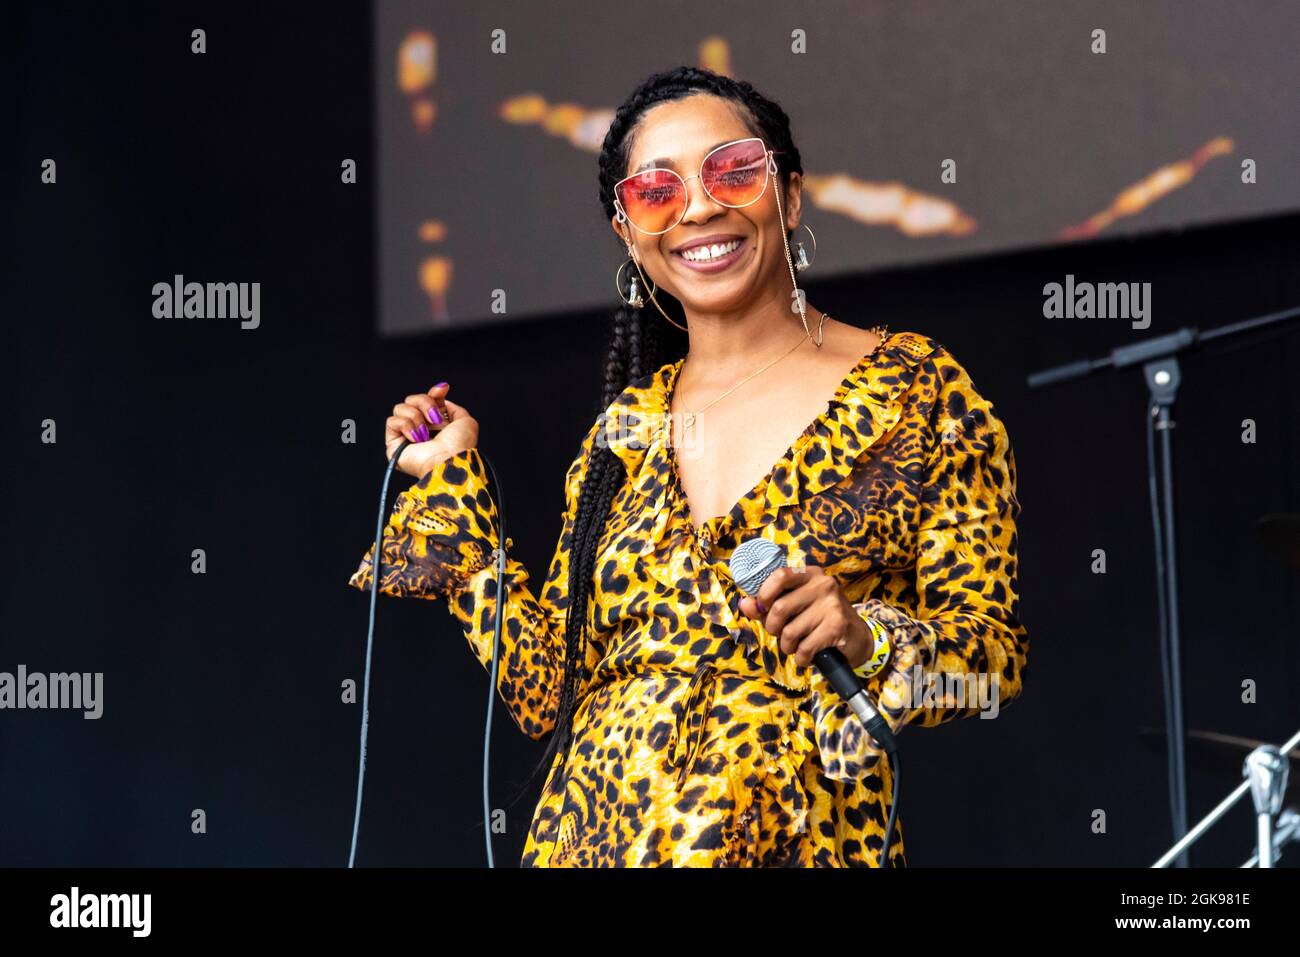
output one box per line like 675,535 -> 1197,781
616,170 -> 686,233
702,139 -> 769,207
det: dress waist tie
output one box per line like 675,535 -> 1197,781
667,661 -> 720,791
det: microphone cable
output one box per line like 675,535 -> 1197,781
882,752 -> 901,867
349,438 -> 508,869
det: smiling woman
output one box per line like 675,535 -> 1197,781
608,103 -> 809,337
351,65 -> 1028,867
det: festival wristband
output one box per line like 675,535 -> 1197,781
853,614 -> 892,680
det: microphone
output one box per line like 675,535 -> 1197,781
728,537 -> 897,756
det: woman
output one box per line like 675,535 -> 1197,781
349,66 -> 1028,867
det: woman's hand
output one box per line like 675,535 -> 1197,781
738,565 -> 875,669
384,382 -> 480,479
740,571 -> 931,752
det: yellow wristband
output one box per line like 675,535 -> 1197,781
853,615 -> 891,680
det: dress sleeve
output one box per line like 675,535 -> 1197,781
809,349 -> 1030,781
347,419 -> 605,740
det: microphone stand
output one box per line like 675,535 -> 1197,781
1241,807 -> 1298,868
1028,305 -> 1300,868
1150,726 -> 1299,868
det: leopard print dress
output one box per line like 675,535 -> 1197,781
348,330 -> 1029,867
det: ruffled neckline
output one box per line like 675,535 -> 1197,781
601,330 -> 939,547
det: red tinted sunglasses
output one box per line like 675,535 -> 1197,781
613,137 -> 781,236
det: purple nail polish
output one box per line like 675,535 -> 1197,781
434,381 -> 449,389
426,406 -> 443,424
414,424 -> 430,442
756,599 -> 766,613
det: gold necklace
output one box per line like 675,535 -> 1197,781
677,322 -> 821,438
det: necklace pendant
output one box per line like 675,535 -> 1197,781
682,412 -> 698,444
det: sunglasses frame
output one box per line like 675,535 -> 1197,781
613,136 -> 784,237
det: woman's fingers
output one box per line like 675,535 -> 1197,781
787,616 -> 848,669
775,591 -> 852,664
379,382 -> 478,478
738,571 -> 799,622
738,565 -> 863,667
425,382 -> 452,422
743,566 -> 837,654
764,588 -> 817,652
403,393 -> 445,428
384,383 -> 455,446
396,382 -> 453,431
753,565 -> 813,613
389,406 -> 428,443
438,397 -> 469,423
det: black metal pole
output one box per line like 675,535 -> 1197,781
1028,305 -> 1300,864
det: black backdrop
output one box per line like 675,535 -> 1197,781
4,3 -> 1298,868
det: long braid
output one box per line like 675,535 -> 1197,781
509,314 -> 650,804
509,65 -> 802,811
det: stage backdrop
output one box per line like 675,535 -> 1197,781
376,0 -> 1300,335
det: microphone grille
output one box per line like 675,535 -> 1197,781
728,537 -> 785,596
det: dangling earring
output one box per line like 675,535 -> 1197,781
615,241 -> 689,332
771,153 -> 823,346
615,256 -> 646,308
793,223 -> 817,273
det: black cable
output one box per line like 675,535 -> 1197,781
349,438 -> 509,869
348,437 -> 410,868
881,751 -> 901,867
477,451 -> 508,869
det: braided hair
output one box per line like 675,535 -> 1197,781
512,65 -> 805,804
